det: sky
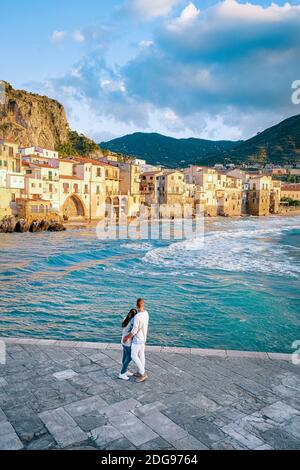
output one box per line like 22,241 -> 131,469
1,0 -> 300,142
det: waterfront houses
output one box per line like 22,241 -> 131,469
0,139 -> 292,223
0,140 -> 24,218
281,183 -> 300,202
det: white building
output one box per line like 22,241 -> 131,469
19,147 -> 59,160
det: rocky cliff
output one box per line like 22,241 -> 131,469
0,81 -> 70,148
0,81 -> 101,157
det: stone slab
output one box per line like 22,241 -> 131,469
39,408 -> 87,448
53,370 -> 78,381
109,412 -> 158,447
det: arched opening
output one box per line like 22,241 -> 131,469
62,195 -> 85,219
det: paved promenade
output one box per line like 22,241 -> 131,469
0,337 -> 300,450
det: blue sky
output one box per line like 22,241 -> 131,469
1,0 -> 300,142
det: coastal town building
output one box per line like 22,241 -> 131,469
216,176 -> 243,217
247,175 -> 272,216
0,139 -> 290,223
157,170 -> 185,205
281,184 -> 300,202
117,162 -> 141,217
183,166 -> 219,216
0,140 -> 24,218
140,171 -> 162,205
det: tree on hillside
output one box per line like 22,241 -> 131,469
0,123 -> 10,140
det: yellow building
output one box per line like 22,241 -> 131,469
216,176 -> 243,217
157,170 -> 185,205
183,167 -> 219,216
58,158 -> 108,221
281,184 -> 300,202
0,140 -> 24,218
117,162 -> 141,217
247,175 -> 272,216
270,180 -> 281,214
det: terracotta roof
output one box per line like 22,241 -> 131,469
22,162 -> 57,169
282,184 -> 300,191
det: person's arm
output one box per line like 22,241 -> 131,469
124,316 -> 140,343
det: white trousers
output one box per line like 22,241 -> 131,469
131,343 -> 146,375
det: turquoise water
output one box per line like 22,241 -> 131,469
0,216 -> 299,353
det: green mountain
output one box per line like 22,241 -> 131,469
101,114 -> 300,167
226,114 -> 300,165
101,133 -> 241,167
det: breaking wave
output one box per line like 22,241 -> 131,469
143,217 -> 300,278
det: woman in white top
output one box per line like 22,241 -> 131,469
119,308 -> 138,381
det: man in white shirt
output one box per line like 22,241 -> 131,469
124,298 -> 149,383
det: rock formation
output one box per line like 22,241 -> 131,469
0,81 -> 70,149
0,81 -> 102,157
0,216 -> 66,233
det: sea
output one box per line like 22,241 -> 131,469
0,215 -> 299,353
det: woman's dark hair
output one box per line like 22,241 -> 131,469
122,309 -> 138,328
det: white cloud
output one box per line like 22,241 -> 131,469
129,0 -> 180,19
51,31 -> 66,43
172,2 -> 200,28
139,40 -> 154,48
73,30 -> 86,43
216,0 -> 299,22
45,1 -> 300,140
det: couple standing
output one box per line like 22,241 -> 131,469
119,298 -> 149,383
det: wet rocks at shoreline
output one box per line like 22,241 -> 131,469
0,216 -> 66,234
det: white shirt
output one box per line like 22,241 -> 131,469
131,310 -> 149,345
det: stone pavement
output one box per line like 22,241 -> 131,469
0,337 -> 300,450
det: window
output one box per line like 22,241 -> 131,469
49,184 -> 53,193
74,184 -> 79,193
49,171 -> 53,181
84,184 -> 89,194
4,161 -> 7,167
97,168 -> 101,177
96,186 -> 100,195
63,183 -> 69,194
9,147 -> 14,157
11,194 -> 16,202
